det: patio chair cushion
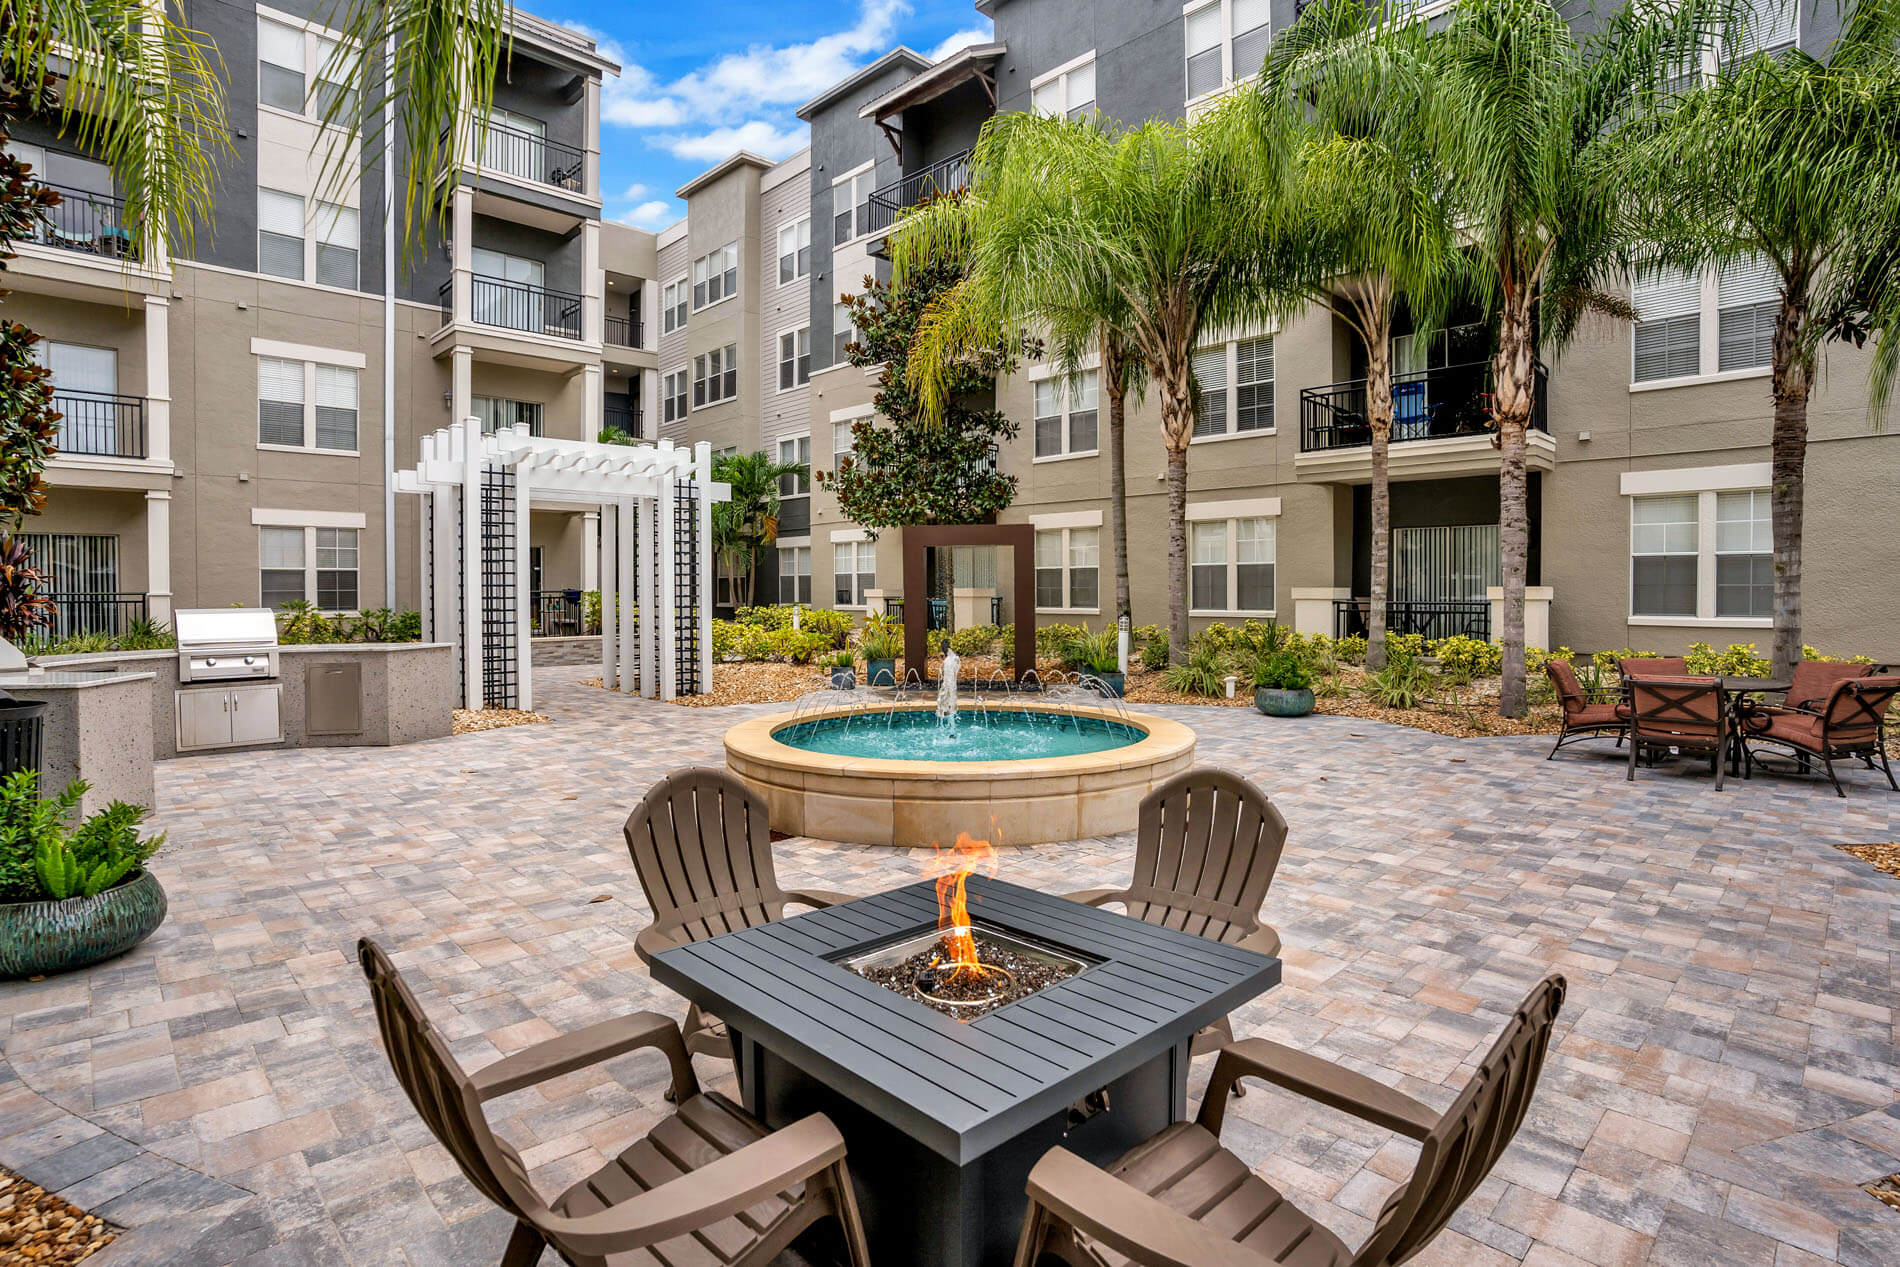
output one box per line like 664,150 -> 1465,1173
552,1091 -> 806,1266
1568,702 -> 1623,728
1786,660 -> 1874,711
1620,657 -> 1690,679
1751,711 -> 1827,749
1072,1121 -> 1352,1267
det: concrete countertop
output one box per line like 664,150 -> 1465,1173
1,670 -> 159,689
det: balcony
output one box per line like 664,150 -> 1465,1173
604,400 -> 642,440
603,313 -> 642,348
476,121 -> 585,193
1294,361 -> 1554,483
866,148 -> 971,239
52,390 -> 146,459
28,184 -> 139,261
441,276 -> 586,341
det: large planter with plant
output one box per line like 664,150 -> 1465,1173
827,652 -> 857,690
0,773 -> 167,979
860,619 -> 902,688
1253,650 -> 1315,717
1077,629 -> 1125,698
0,694 -> 47,777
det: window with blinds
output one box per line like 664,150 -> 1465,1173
1718,254 -> 1778,372
314,366 -> 358,450
258,357 -> 305,446
315,202 -> 358,289
1185,4 -> 1223,100
1191,521 -> 1227,610
1032,56 -> 1097,119
778,218 -> 811,284
832,418 -> 857,465
472,396 -> 544,436
692,243 -> 738,309
1235,336 -> 1274,431
315,528 -> 359,610
259,527 -> 306,608
1232,0 -> 1271,81
1738,0 -> 1799,56
1715,489 -> 1772,617
778,327 -> 811,390
1235,517 -> 1275,611
258,19 -> 306,113
1034,531 -> 1064,609
1066,527 -> 1099,609
258,189 -> 306,280
1192,345 -> 1228,437
778,546 -> 811,604
1630,494 -> 1699,616
778,435 -> 810,495
313,37 -> 356,121
1632,266 -> 1700,382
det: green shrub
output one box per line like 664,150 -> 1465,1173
1252,649 -> 1311,691
772,629 -> 828,664
997,624 -> 1015,667
0,772 -> 164,903
1803,644 -> 1877,665
1139,635 -> 1169,670
1035,622 -> 1088,659
1364,653 -> 1433,710
1331,634 -> 1368,665
826,650 -> 855,670
949,623 -> 1002,657
926,628 -> 946,657
800,608 -> 854,648
736,625 -> 777,661
1132,623 -> 1166,649
733,604 -> 794,629
1164,641 -> 1230,697
1592,647 -> 1661,678
1427,634 -> 1502,682
1075,629 -> 1121,675
711,619 -> 740,660
860,619 -> 903,661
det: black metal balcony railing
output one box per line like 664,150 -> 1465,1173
866,148 -> 972,235
42,592 -> 148,639
1299,360 -> 1549,453
1333,598 -> 1491,643
51,390 -> 146,459
477,120 -> 585,192
29,183 -> 138,260
603,401 -> 642,440
532,589 -> 592,637
603,313 -> 642,348
441,275 -> 586,340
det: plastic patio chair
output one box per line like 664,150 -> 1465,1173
1011,975 -> 1567,1267
358,939 -> 872,1267
624,767 -> 857,1062
1064,768 -> 1288,1065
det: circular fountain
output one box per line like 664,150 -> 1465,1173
723,660 -> 1195,846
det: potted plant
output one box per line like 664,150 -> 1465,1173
1079,629 -> 1125,698
1252,649 -> 1315,717
0,771 -> 168,979
860,620 -> 902,687
827,650 -> 857,690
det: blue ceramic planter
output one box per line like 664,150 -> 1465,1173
1254,687 -> 1315,717
0,868 -> 167,979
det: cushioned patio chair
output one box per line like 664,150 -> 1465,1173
624,767 -> 856,1063
1064,768 -> 1288,1065
1781,660 -> 1880,713
1626,677 -> 1730,790
1742,675 -> 1899,798
358,939 -> 872,1267
1011,975 -> 1567,1267
1618,656 -> 1691,680
1544,660 -> 1627,760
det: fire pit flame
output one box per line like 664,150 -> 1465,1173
930,831 -> 1000,984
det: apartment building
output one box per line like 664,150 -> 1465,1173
9,3 -> 652,633
661,0 -> 1898,662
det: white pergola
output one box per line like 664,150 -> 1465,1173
394,418 -> 729,710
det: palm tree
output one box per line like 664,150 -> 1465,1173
1616,0 -> 1900,679
1244,0 -> 1461,670
711,450 -> 807,610
892,111 -> 1295,659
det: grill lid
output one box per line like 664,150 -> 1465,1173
175,608 -> 279,650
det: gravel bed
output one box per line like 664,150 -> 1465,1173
451,708 -> 549,734
0,1168 -> 114,1263
1838,843 -> 1900,880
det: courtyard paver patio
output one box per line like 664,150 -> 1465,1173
1,666 -> 1897,1266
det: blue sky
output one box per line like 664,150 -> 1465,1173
544,0 -> 992,231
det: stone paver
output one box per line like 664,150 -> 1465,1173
1,666 -> 1896,1265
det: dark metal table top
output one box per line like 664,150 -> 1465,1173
1716,677 -> 1791,693
650,876 -> 1281,1165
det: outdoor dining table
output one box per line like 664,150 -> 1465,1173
1716,676 -> 1791,773
649,875 -> 1282,1267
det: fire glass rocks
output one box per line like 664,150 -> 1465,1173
841,923 -> 1089,1019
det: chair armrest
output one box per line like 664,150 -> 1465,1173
537,1113 -> 848,1255
633,922 -> 686,967
1197,1037 -> 1438,1141
471,1011 -> 697,1104
1234,925 -> 1281,958
1061,888 -> 1127,909
783,888 -> 856,910
1022,1147 -> 1267,1267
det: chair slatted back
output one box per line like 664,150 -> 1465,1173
1354,975 -> 1567,1266
1545,660 -> 1586,716
1821,677 -> 1900,746
1126,769 -> 1287,945
1787,661 -> 1874,712
1620,657 -> 1689,680
357,939 -> 542,1220
624,767 -> 787,947
1628,678 -> 1724,746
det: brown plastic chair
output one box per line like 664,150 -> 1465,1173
1544,660 -> 1627,760
1065,768 -> 1288,1063
1743,676 -> 1899,797
624,767 -> 856,1061
1626,677 -> 1730,789
1011,975 -> 1566,1267
357,938 -> 872,1267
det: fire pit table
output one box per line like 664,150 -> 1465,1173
649,875 -> 1281,1267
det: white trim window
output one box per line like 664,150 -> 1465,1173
1035,526 -> 1100,612
1631,266 -> 1703,383
833,539 -> 876,607
257,188 -> 306,280
314,200 -> 358,289
1190,516 -> 1275,614
692,344 -> 738,408
1629,489 -> 1772,621
832,417 -> 859,467
257,356 -> 357,451
662,276 -> 688,333
1032,370 -> 1099,459
1184,0 -> 1271,105
778,326 -> 812,390
662,368 -> 688,424
778,434 -> 811,495
692,242 -> 738,309
1633,253 -> 1779,384
778,545 -> 812,604
777,217 -> 812,285
258,17 -> 357,122
1031,53 -> 1097,119
1736,0 -> 1800,58
1192,335 -> 1274,438
832,164 -> 874,246
472,396 -> 543,436
1717,255 -> 1778,373
480,106 -> 547,183
834,299 -> 859,363
260,525 -> 359,611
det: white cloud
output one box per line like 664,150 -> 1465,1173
667,0 -> 910,117
929,26 -> 992,62
616,181 -> 649,201
662,121 -> 808,163
614,199 -> 679,230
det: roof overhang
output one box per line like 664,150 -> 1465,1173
675,151 -> 775,200
797,47 -> 934,120
859,43 -> 1005,121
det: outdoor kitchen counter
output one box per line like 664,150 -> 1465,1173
1,669 -> 157,811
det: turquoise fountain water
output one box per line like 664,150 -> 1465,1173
774,708 -> 1143,761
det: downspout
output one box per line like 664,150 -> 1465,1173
383,29 -> 398,608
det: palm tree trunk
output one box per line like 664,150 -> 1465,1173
1493,298 -> 1537,718
1159,357 -> 1195,660
1366,337 -> 1394,672
1104,338 -> 1132,624
1764,274 -> 1812,680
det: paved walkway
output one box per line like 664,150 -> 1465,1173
1,668 -> 1896,1266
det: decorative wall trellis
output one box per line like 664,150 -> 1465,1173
480,468 -> 519,708
673,479 -> 701,696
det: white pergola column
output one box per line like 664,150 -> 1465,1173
461,434 -> 482,709
143,490 -> 172,625
431,477 -> 457,659
616,496 -> 637,695
695,442 -> 714,693
637,496 -> 657,698
599,500 -> 618,689
418,490 -> 434,642
657,474 -> 677,700
582,510 -> 600,593
514,466 -> 533,711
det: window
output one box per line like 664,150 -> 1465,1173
1193,336 -> 1274,437
1035,526 -> 1100,611
778,217 -> 811,284
662,369 -> 688,424
36,341 -> 117,452
1032,370 -> 1099,459
832,417 -> 858,467
1634,254 -> 1780,383
778,546 -> 812,604
258,357 -> 304,446
1185,0 -> 1271,103
314,201 -> 357,289
258,357 -> 358,451
472,396 -> 543,435
260,525 -> 359,611
1191,516 -> 1275,613
834,299 -> 860,363
832,166 -> 873,246
1031,54 -> 1097,119
257,188 -> 305,280
312,37 -> 356,120
314,365 -> 358,450
778,435 -> 810,495
778,327 -> 812,390
1630,494 -> 1700,617
1632,266 -> 1701,383
1736,0 -> 1799,58
662,277 -> 688,333
692,242 -> 738,309
258,19 -> 306,113
481,106 -> 546,182
692,344 -> 739,408
258,17 -> 355,121
1715,489 -> 1772,618
1718,255 -> 1777,372
833,540 -> 876,607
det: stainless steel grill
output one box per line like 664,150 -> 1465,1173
175,608 -> 280,683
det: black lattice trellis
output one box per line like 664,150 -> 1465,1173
480,467 -> 518,708
673,480 -> 701,695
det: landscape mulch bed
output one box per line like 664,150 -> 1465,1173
0,1168 -> 114,1264
1838,844 -> 1900,881
452,708 -> 549,735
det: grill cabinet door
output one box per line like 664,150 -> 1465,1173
228,684 -> 284,746
176,689 -> 233,750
